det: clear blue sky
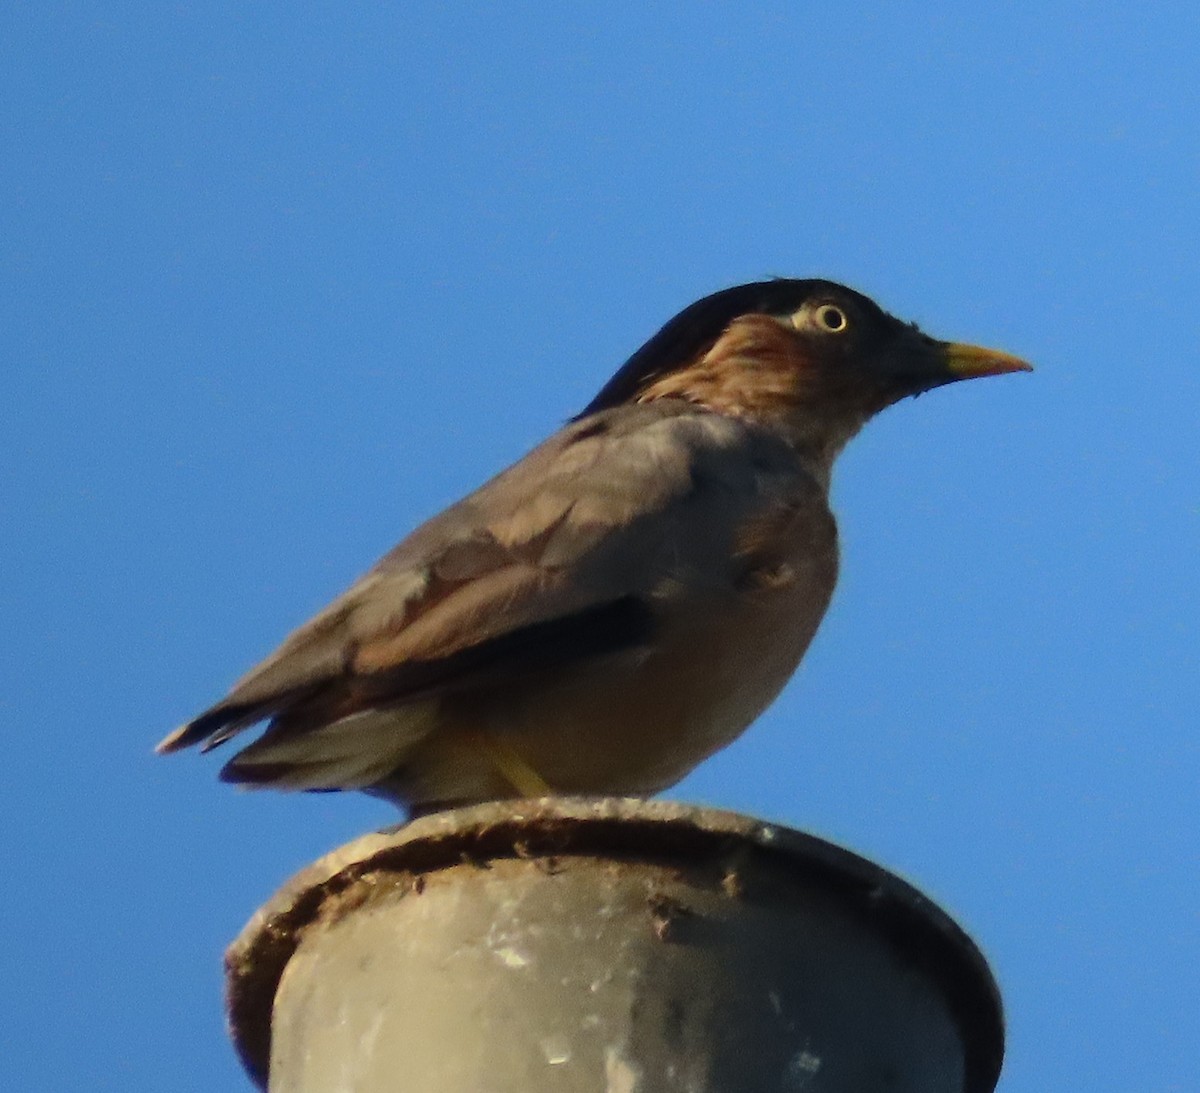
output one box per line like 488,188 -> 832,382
4,4 -> 1197,1090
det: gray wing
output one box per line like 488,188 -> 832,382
158,402 -> 806,771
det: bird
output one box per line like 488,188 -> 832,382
157,279 -> 1030,816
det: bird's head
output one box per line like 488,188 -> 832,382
580,279 -> 1031,466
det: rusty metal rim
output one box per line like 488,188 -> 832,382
224,797 -> 1004,1092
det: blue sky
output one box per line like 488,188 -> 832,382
4,3 -> 1197,1089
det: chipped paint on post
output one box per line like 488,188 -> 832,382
605,1046 -> 641,1093
783,1045 -> 823,1091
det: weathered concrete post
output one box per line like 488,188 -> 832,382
226,798 -> 1003,1092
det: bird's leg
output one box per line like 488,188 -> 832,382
472,730 -> 553,798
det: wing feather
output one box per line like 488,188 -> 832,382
160,403 -> 801,762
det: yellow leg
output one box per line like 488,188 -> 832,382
476,731 -> 553,797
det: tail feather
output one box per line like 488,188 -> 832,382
217,703 -> 438,791
155,694 -> 303,755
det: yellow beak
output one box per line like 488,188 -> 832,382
942,341 -> 1034,379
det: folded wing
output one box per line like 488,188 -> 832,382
158,403 -> 800,789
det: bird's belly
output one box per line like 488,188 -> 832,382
402,584 -> 828,807
534,602 -> 817,792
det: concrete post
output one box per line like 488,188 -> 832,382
226,798 -> 1003,1092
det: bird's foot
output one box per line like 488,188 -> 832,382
472,731 -> 554,798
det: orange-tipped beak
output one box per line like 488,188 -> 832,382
942,341 -> 1034,379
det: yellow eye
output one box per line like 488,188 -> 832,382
814,304 -> 849,333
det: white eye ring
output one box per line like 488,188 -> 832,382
814,304 -> 849,333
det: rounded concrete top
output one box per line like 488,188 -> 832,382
225,797 -> 1003,1091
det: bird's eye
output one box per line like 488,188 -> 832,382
814,304 -> 849,333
